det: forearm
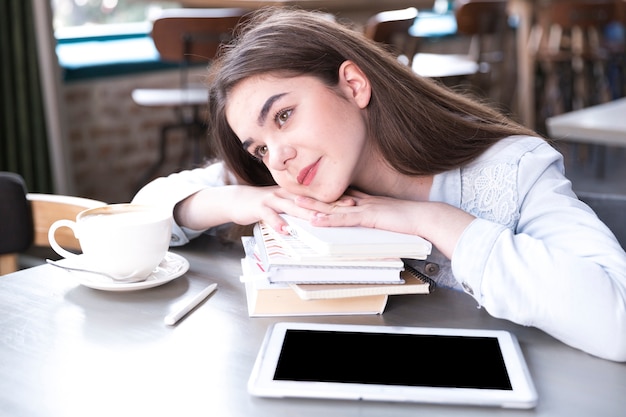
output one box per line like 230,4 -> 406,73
408,202 -> 475,259
306,196 -> 475,260
174,186 -> 243,231
174,184 -> 322,233
454,218 -> 626,362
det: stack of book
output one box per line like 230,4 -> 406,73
240,214 -> 434,317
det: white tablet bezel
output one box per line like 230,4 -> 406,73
248,322 -> 538,409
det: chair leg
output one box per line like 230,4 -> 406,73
136,123 -> 177,192
0,253 -> 19,276
136,116 -> 210,192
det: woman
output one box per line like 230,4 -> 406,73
134,8 -> 626,361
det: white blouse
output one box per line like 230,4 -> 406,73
133,135 -> 626,361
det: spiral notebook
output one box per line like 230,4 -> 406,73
252,221 -> 415,283
245,233 -> 405,284
289,267 -> 433,300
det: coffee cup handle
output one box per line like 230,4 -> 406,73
48,219 -> 81,261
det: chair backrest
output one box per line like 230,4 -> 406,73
577,191 -> 626,249
536,0 -> 616,31
531,0 -> 617,55
454,0 -> 509,36
363,7 -> 418,55
27,193 -> 106,251
151,8 -> 248,64
452,0 -> 509,61
0,172 -> 34,274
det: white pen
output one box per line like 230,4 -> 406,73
164,283 -> 218,326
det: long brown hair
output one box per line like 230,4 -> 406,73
206,7 -> 538,186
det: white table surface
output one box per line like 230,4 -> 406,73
1,235 -> 625,417
546,97 -> 626,147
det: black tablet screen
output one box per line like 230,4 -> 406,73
273,329 -> 512,390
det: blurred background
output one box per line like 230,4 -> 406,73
2,0 -> 625,203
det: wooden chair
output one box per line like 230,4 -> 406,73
528,0 -> 618,133
132,8 -> 248,189
0,172 -> 106,275
363,7 -> 418,63
410,0 -> 511,104
27,193 -> 106,252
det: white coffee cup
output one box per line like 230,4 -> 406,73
48,204 -> 172,281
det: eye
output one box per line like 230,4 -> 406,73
275,108 -> 292,127
252,144 -> 268,160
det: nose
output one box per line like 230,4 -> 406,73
267,142 -> 296,170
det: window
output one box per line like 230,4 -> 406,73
52,0 -> 180,35
51,0 -> 182,81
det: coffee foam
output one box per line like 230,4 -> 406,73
83,210 -> 165,225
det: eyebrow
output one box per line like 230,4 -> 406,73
257,93 -> 288,126
241,138 -> 253,151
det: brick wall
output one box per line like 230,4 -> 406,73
62,67 -> 211,203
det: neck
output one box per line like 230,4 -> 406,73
353,154 -> 432,201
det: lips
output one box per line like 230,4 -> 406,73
297,159 -> 320,186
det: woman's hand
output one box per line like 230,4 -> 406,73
174,184 -> 320,233
294,189 -> 475,258
294,189 -> 422,232
227,185 -> 323,232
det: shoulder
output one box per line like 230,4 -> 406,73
471,135 -> 555,167
133,161 -> 238,206
166,160 -> 238,186
458,136 -> 561,229
461,135 -> 564,200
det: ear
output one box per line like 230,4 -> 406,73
338,60 -> 371,109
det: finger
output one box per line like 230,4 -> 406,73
334,197 -> 357,207
293,195 -> 357,213
310,211 -> 362,227
344,189 -> 369,198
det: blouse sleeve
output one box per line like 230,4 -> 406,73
132,162 -> 235,246
451,141 -> 626,361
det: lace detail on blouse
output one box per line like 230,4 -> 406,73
461,162 -> 520,229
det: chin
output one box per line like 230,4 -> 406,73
311,189 -> 346,204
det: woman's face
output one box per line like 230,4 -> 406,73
224,62 -> 372,203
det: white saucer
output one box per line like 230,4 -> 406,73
57,252 -> 189,291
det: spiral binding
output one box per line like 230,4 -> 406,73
402,263 -> 437,292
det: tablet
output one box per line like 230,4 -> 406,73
248,322 -> 538,409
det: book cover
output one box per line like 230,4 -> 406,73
240,258 -> 388,317
279,214 -> 432,259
